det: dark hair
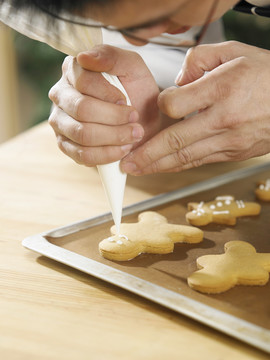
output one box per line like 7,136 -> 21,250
0,0 -> 107,15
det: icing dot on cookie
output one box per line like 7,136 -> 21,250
107,237 -> 115,242
210,204 -> 216,210
217,202 -> 223,207
225,200 -> 231,205
117,240 -> 123,245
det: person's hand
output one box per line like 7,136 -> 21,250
48,45 -> 161,166
121,41 -> 270,175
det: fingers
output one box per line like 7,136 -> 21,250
62,56 -> 127,103
49,78 -> 138,125
158,53 -> 251,119
177,41 -> 254,86
49,106 -> 144,147
121,118 -> 267,175
121,108 -> 219,173
55,134 -> 134,166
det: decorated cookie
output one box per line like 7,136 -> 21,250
188,241 -> 270,294
255,179 -> 270,201
186,195 -> 261,226
99,211 -> 204,261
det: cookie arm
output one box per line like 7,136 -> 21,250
212,212 -> 236,225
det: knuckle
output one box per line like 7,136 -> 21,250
166,130 -> 185,152
48,84 -> 59,104
141,143 -> 155,164
62,56 -> 72,73
56,135 -> 66,153
149,161 -> 159,174
191,158 -> 204,168
48,107 -> 59,128
73,96 -> 86,119
214,112 -> 240,131
186,46 -> 197,60
158,89 -> 179,118
211,76 -> 231,102
175,147 -> 192,165
76,147 -> 87,165
225,40 -> 242,52
229,133 -> 248,152
73,122 -> 85,144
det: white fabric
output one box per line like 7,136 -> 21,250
103,20 -> 225,89
246,0 -> 270,6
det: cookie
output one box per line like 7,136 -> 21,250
255,179 -> 270,201
99,211 -> 204,261
186,195 -> 261,226
187,241 -> 270,294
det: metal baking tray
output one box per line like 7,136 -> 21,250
23,162 -> 270,353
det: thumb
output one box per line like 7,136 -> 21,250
176,41 -> 250,86
77,44 -> 147,80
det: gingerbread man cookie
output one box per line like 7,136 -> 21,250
255,179 -> 270,201
188,241 -> 270,294
99,211 -> 204,261
186,195 -> 261,226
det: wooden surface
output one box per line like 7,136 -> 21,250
0,122 -> 269,360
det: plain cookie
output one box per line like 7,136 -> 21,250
188,241 -> 270,294
186,195 -> 261,226
99,211 -> 204,261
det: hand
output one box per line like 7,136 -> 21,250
48,45 -> 161,166
121,41 -> 270,175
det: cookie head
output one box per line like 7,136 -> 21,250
186,202 -> 213,226
99,234 -> 140,261
255,179 -> 270,201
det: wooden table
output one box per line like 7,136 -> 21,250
0,122 -> 269,360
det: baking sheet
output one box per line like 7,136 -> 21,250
23,163 -> 270,353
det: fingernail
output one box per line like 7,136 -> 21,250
122,162 -> 138,174
87,49 -> 99,57
116,99 -> 126,105
132,125 -> 144,141
121,144 -> 133,154
129,110 -> 139,123
174,69 -> 182,85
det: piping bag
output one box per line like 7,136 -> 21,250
0,2 -> 129,233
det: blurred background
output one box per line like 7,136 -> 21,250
1,9 -> 270,144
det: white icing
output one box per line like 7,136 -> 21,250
260,179 -> 270,191
216,196 -> 234,201
198,201 -> 204,208
119,234 -> 128,241
117,240 -> 123,245
225,200 -> 231,205
217,201 -> 223,207
213,210 -> 230,215
210,204 -> 216,210
108,237 -> 115,242
236,200 -> 245,208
